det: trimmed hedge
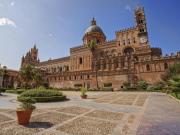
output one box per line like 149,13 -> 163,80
20,89 -> 63,97
101,87 -> 113,91
18,95 -> 66,102
18,89 -> 66,102
6,89 -> 26,94
0,88 -> 7,92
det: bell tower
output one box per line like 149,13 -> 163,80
135,6 -> 148,44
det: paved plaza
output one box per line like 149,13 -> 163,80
0,91 -> 180,135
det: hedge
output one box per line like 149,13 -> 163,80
19,89 -> 63,97
101,87 -> 113,91
0,88 -> 7,92
18,89 -> 66,102
18,95 -> 66,102
6,89 -> 26,94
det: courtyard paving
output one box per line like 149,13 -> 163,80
0,91 -> 180,135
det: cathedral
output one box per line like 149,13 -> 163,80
21,7 -> 180,90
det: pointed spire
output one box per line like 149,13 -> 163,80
135,5 -> 144,12
34,44 -> 36,49
91,17 -> 96,26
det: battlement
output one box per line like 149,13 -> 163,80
115,27 -> 137,34
152,52 -> 180,61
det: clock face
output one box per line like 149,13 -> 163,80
140,36 -> 148,43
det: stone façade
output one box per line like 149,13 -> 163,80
21,6 -> 180,90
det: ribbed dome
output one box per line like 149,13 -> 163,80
84,18 -> 105,37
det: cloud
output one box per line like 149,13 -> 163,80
125,5 -> 131,11
0,18 -> 16,28
10,2 -> 15,6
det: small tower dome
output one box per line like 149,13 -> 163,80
83,18 -> 106,45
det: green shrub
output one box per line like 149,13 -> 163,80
123,82 -> 131,90
18,89 -> 66,102
154,82 -> 165,90
17,89 -> 26,94
171,92 -> 180,100
137,80 -> 148,90
20,89 -> 63,97
104,83 -> 112,87
168,75 -> 180,93
37,86 -> 46,90
80,87 -> 87,96
0,88 -> 7,92
18,95 -> 66,103
88,88 -> 99,91
6,89 -> 26,94
101,87 -> 113,91
18,97 -> 36,110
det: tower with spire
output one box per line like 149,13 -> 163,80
135,6 -> 149,44
21,44 -> 40,68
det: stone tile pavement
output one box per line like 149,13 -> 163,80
0,91 -> 179,135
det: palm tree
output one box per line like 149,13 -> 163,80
87,40 -> 99,89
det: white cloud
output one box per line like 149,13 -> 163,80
10,2 -> 15,6
125,5 -> 131,11
0,18 -> 16,28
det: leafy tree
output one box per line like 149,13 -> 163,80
0,67 -> 7,87
87,40 -> 99,89
20,64 -> 43,88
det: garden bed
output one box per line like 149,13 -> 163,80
17,89 -> 67,102
6,89 -> 26,94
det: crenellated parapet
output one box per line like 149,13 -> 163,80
115,27 -> 137,34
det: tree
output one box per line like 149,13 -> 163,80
0,67 -> 7,95
20,64 -> 43,88
87,40 -> 99,89
0,67 -> 7,87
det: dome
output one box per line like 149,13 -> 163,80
84,18 -> 106,37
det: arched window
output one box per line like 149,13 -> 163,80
146,64 -> 150,71
103,61 -> 106,69
164,63 -> 168,70
79,57 -> 83,64
133,37 -> 136,43
97,39 -> 100,44
124,47 -> 134,55
128,39 -> 130,44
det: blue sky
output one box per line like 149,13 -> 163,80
0,0 -> 180,69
